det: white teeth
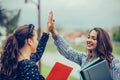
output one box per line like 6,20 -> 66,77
87,42 -> 93,47
87,43 -> 93,47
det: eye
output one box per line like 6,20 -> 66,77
93,38 -> 97,40
92,36 -> 97,40
87,35 -> 90,39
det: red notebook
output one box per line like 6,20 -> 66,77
46,62 -> 73,80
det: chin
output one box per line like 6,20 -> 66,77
87,47 -> 93,50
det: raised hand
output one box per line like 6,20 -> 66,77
48,11 -> 58,36
45,11 -> 54,33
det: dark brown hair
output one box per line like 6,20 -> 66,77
87,27 -> 113,65
0,24 -> 34,80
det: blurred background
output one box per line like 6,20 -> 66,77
0,0 -> 120,80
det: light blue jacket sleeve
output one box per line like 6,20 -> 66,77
53,34 -> 120,80
111,58 -> 120,80
53,35 -> 87,66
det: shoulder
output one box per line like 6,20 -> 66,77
18,59 -> 36,72
111,57 -> 120,79
112,57 -> 120,71
18,60 -> 38,77
112,58 -> 120,65
18,60 -> 45,80
18,59 -> 36,66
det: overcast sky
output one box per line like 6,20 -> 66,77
1,0 -> 120,30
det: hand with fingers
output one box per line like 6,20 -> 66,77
45,11 -> 55,33
47,11 -> 58,36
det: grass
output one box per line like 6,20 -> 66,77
45,44 -> 86,53
45,43 -> 120,56
0,42 -> 119,80
41,64 -> 79,80
43,44 -> 119,80
113,45 -> 120,56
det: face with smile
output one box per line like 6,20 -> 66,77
86,30 -> 98,51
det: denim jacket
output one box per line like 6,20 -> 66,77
53,35 -> 120,80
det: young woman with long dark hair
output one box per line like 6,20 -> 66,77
49,12 -> 120,80
0,12 -> 53,80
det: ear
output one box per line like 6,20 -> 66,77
27,38 -> 33,46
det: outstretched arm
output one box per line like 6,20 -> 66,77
30,33 -> 49,62
50,12 -> 86,66
53,34 -> 86,66
30,11 -> 53,62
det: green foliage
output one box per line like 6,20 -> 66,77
0,32 -> 2,36
0,6 -> 7,26
113,43 -> 120,56
45,43 -> 120,55
6,10 -> 21,34
113,27 -> 120,42
0,4 -> 21,35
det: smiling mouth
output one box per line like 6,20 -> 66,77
87,43 -> 93,47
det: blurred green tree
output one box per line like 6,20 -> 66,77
0,4 -> 21,35
5,10 -> 21,35
113,26 -> 120,42
0,6 -> 7,26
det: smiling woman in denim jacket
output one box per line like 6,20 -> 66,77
49,12 -> 120,80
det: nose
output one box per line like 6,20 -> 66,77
87,37 -> 92,42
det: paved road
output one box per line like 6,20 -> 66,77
41,52 -> 81,78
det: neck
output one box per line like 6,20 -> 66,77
89,50 -> 98,60
18,46 -> 31,61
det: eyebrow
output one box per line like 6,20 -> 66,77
88,35 -> 97,39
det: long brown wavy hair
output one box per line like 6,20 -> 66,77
87,27 -> 114,65
0,24 -> 34,80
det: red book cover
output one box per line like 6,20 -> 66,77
46,62 -> 73,80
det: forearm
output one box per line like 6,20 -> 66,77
51,28 -> 58,37
53,34 -> 86,65
30,33 -> 49,62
